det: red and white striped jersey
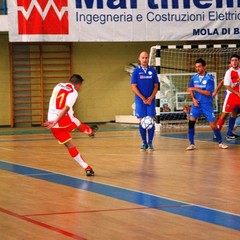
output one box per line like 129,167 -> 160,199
224,67 -> 240,93
48,83 -> 78,128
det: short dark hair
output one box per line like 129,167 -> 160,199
69,74 -> 84,84
195,58 -> 206,66
230,54 -> 240,60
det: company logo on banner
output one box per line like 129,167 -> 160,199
17,0 -> 68,34
7,0 -> 240,42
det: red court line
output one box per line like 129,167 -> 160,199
24,205 -> 188,217
0,207 -> 87,240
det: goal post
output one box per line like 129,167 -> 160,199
151,44 -> 240,129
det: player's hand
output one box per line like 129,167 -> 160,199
142,98 -> 148,104
193,98 -> 199,107
146,97 -> 153,105
183,105 -> 191,114
42,121 -> 56,129
188,87 -> 197,92
212,91 -> 217,97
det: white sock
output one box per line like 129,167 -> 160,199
73,154 -> 88,169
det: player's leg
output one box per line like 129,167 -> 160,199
139,119 -> 148,150
218,93 -> 234,131
226,107 -> 240,140
147,122 -> 155,150
65,140 -> 95,176
213,112 -> 227,141
226,106 -> 240,141
203,105 -> 228,149
186,117 -> 196,150
51,127 -> 95,176
209,121 -> 228,149
78,123 -> 98,137
136,102 -> 148,151
217,112 -> 227,131
227,115 -> 236,136
146,103 -> 156,151
186,105 -> 199,150
71,117 -> 98,137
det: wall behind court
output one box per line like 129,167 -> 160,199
71,42 -> 157,123
0,34 -> 11,126
0,35 -> 157,126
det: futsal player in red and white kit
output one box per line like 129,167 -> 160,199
217,54 -> 240,132
43,74 -> 98,176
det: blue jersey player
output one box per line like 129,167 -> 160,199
186,58 -> 228,150
131,51 -> 159,151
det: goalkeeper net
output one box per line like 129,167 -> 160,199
149,45 -> 240,129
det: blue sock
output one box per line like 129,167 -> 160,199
214,129 -> 222,144
188,128 -> 195,145
148,124 -> 155,144
139,123 -> 147,144
227,117 -> 236,136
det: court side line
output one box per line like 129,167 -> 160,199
0,160 -> 240,231
1,160 -> 239,217
0,207 -> 86,240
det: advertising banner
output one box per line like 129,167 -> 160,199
7,0 -> 240,42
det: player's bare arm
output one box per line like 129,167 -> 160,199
225,85 -> 240,97
131,84 -> 147,103
212,79 -> 224,97
43,105 -> 70,129
146,83 -> 158,105
188,88 -> 199,107
188,87 -> 211,96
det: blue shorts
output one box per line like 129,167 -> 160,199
135,100 -> 156,119
190,103 -> 216,122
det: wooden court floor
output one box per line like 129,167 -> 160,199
0,124 -> 240,240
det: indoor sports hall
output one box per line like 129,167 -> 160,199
1,1 -> 240,239
0,124 -> 240,239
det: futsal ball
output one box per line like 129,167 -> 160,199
140,116 -> 154,130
